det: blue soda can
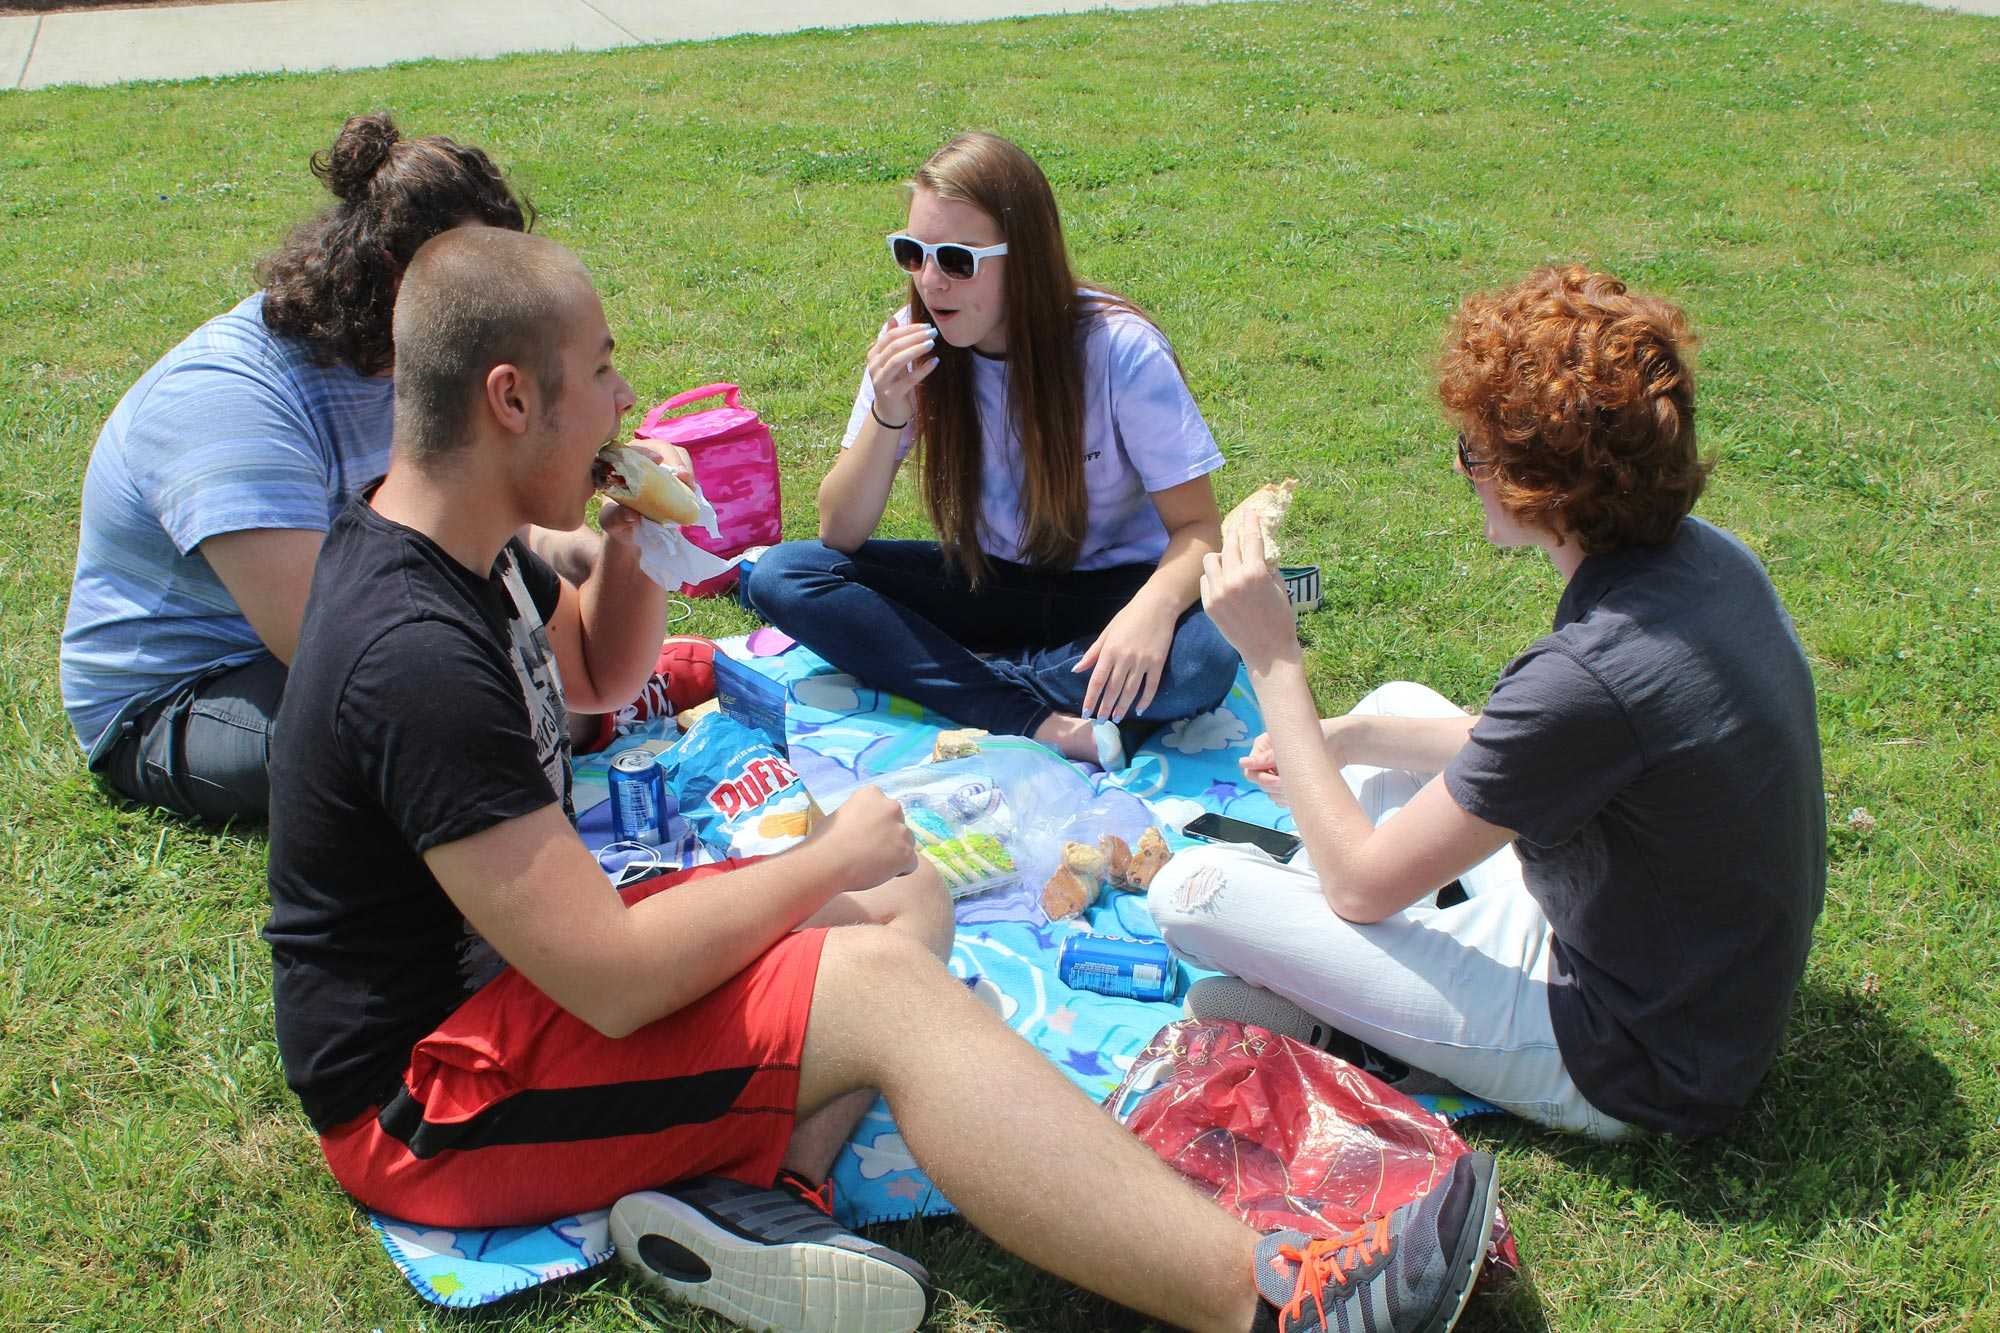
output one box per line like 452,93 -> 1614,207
609,749 -> 669,846
1057,932 -> 1179,1002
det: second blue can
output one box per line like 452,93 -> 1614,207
1056,932 -> 1178,1003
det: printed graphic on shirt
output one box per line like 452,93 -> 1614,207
497,551 -> 572,816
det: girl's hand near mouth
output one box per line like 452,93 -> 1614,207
864,319 -> 939,427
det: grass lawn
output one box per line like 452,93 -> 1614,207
3,0 -> 1997,1327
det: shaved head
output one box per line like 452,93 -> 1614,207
391,226 -> 592,461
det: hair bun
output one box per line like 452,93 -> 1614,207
315,112 -> 401,201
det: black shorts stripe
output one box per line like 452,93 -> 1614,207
377,1064 -> 766,1160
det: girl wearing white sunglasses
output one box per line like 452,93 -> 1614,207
748,131 -> 1236,762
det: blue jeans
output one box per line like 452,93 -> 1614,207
746,540 -> 1239,737
91,653 -> 286,823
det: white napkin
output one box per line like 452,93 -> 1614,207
631,488 -> 736,592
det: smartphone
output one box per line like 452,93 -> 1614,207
1182,812 -> 1303,861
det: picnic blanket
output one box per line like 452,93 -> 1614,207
368,637 -> 1500,1306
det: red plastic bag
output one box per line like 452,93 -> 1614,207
1106,1018 -> 1519,1290
634,383 -> 781,597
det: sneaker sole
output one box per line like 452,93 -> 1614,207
1186,976 -> 1333,1047
1186,977 -> 1416,1084
1425,1153 -> 1500,1333
611,1190 -> 927,1333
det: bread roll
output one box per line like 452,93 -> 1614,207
1062,840 -> 1107,890
1100,834 -> 1134,890
595,444 -> 702,525
1041,865 -> 1095,921
930,728 -> 988,763
1126,827 -> 1172,889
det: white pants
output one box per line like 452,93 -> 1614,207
1148,681 -> 1632,1140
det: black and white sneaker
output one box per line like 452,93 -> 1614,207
611,1175 -> 933,1332
1187,976 -> 1415,1085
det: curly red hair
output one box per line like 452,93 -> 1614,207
1438,266 -> 1709,554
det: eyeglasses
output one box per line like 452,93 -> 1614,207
1455,431 -> 1494,476
887,233 -> 1009,281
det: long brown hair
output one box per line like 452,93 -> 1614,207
258,112 -> 531,376
908,132 -> 1157,585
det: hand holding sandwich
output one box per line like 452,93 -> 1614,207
543,441 -> 693,716
1200,517 -> 1300,676
527,441 -> 693,580
594,440 -> 700,533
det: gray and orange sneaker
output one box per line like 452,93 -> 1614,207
1253,1152 -> 1498,1333
611,1174 -> 932,1332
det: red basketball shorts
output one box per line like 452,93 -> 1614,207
318,860 -> 826,1228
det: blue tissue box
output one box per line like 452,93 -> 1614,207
713,647 -> 788,747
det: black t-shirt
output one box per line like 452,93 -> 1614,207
1443,517 -> 1825,1136
264,497 -> 571,1131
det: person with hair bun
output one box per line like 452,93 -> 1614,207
59,112 -> 636,822
1155,267 -> 1825,1140
747,131 -> 1239,763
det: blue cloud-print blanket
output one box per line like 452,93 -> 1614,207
368,637 -> 1496,1306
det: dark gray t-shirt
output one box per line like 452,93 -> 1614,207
1444,517 -> 1824,1135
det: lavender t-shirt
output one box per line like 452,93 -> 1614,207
841,299 -> 1222,570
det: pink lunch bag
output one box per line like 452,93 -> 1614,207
634,383 -> 783,597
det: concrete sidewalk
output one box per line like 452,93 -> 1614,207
4,0 -> 1988,92
2,0 -> 1247,91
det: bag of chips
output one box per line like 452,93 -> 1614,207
663,713 -> 816,858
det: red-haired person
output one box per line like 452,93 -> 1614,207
1161,267 -> 1824,1140
746,131 -> 1238,764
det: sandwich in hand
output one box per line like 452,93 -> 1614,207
594,443 -> 702,526
1221,478 -> 1299,567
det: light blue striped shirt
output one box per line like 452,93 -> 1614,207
61,293 -> 394,758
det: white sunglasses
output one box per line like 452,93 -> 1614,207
887,233 -> 1009,280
